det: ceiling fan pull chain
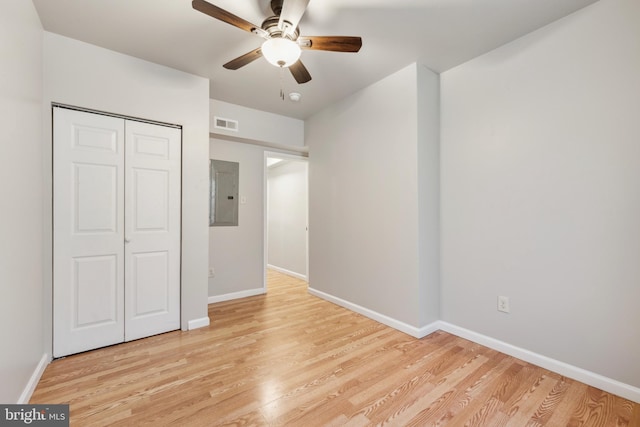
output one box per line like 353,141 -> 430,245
279,67 -> 285,101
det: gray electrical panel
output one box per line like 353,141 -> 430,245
210,159 -> 239,226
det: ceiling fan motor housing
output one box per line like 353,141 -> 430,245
261,16 -> 299,40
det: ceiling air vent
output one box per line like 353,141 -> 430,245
214,116 -> 239,132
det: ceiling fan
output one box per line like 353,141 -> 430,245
192,0 -> 362,84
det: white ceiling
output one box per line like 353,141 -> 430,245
32,0 -> 598,119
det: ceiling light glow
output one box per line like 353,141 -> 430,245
261,38 -> 301,68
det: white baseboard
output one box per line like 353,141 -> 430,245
208,288 -> 266,304
18,353 -> 50,404
415,321 -> 442,338
305,287 -> 640,403
187,317 -> 210,330
308,287 -> 438,338
437,321 -> 640,404
267,264 -> 308,282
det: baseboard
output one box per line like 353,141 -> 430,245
187,317 -> 210,330
416,321 -> 442,338
302,288 -> 640,403
308,287 -> 438,338
18,353 -> 50,404
267,264 -> 308,282
437,321 -> 640,404
208,288 -> 266,304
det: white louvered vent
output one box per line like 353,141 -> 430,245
214,116 -> 239,132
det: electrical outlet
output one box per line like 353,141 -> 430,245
498,296 -> 510,313
208,268 -> 215,278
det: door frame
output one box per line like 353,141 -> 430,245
263,151 -> 309,290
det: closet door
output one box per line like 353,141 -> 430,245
53,108 -> 125,357
124,121 -> 181,341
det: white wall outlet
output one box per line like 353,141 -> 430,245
498,296 -> 510,313
208,268 -> 215,278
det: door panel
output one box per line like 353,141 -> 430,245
73,125 -> 119,152
124,121 -> 181,341
74,163 -> 118,233
54,108 -> 125,357
72,255 -> 118,327
215,171 -> 237,224
133,133 -> 170,159
132,168 -> 169,232
130,251 -> 170,317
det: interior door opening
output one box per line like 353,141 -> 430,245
264,152 -> 309,291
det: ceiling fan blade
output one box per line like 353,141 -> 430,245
223,47 -> 263,70
289,60 -> 312,84
278,0 -> 310,37
192,0 -> 267,37
298,36 -> 362,53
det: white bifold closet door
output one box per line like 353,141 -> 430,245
53,107 -> 181,357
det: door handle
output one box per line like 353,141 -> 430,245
125,238 -> 131,244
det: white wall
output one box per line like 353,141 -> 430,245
306,63 -> 440,332
210,99 -> 304,148
441,0 -> 640,388
417,64 -> 441,326
0,0 -> 44,404
43,33 -> 211,338
267,160 -> 308,279
209,139 -> 265,298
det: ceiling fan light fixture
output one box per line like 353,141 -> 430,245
261,37 -> 301,68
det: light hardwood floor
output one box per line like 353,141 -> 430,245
32,270 -> 639,426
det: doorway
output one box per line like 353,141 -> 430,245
264,152 -> 309,286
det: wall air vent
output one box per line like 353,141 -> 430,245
214,116 -> 239,132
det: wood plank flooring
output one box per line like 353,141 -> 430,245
31,270 -> 639,426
